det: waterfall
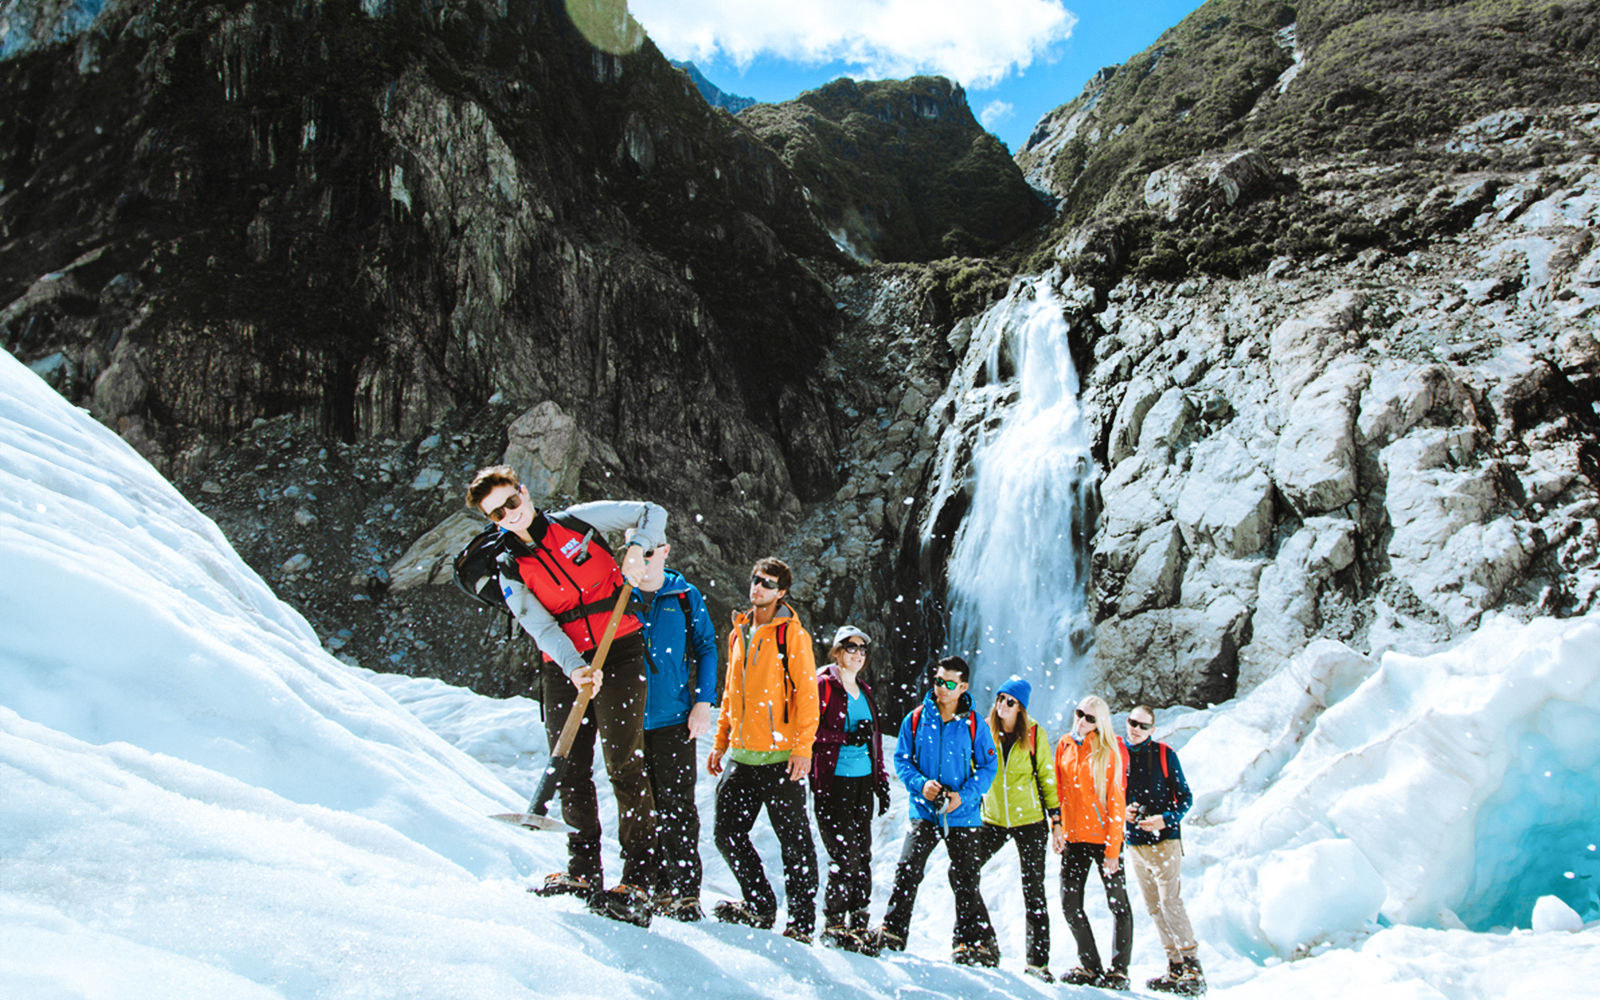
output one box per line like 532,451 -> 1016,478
939,275 -> 1097,728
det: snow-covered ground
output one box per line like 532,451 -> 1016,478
3,345 -> 1598,999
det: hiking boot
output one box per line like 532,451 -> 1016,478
1023,965 -> 1054,983
820,924 -> 861,952
1097,970 -> 1132,991
1062,966 -> 1102,985
781,924 -> 813,945
852,927 -> 882,957
952,941 -> 1000,968
1176,956 -> 1207,996
587,885 -> 652,927
871,927 -> 907,953
654,895 -> 704,923
531,872 -> 599,899
1148,960 -> 1188,994
712,899 -> 776,929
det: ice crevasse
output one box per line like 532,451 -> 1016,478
1165,614 -> 1600,956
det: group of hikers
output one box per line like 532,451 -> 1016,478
461,466 -> 1207,995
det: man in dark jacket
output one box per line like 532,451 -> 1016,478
1123,704 -> 1204,995
877,656 -> 1000,965
630,536 -> 719,922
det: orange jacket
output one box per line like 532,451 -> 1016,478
1055,732 -> 1127,860
714,604 -> 820,759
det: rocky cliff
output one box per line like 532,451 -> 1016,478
922,0 -> 1600,706
742,76 -> 1050,263
7,0 -> 1599,715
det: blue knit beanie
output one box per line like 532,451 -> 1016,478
997,675 -> 1031,710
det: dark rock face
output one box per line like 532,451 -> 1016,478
742,76 -> 1050,262
1,0 -> 845,523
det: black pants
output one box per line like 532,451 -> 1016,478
1061,840 -> 1133,975
540,633 -> 655,889
713,760 -> 818,932
976,821 -> 1051,967
644,723 -> 701,899
882,819 -> 995,950
813,775 -> 875,926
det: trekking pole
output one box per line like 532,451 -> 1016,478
493,583 -> 635,832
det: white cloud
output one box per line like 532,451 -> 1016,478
979,100 -> 1015,128
629,0 -> 1077,89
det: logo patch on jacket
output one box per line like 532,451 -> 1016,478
986,747 -> 997,757
560,537 -> 584,559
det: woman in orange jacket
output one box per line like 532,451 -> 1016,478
1053,694 -> 1134,990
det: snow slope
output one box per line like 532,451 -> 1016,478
4,344 -> 1600,999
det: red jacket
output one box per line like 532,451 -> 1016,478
513,515 -> 640,653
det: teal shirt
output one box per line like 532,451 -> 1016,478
834,689 -> 874,778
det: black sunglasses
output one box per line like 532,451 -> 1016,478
839,642 -> 867,653
485,491 -> 523,523
934,678 -> 962,691
1127,717 -> 1152,730
996,693 -> 1019,708
1075,708 -> 1097,725
750,574 -> 780,590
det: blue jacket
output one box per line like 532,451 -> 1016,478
894,690 -> 998,827
1122,737 -> 1192,846
633,570 -> 719,730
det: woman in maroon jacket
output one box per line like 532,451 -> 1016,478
810,625 -> 891,953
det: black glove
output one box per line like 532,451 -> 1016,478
876,785 -> 891,816
843,718 -> 873,747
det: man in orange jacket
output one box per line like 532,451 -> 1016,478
706,557 -> 821,942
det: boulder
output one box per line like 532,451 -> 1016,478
1108,376 -> 1165,465
1093,595 -> 1252,706
1143,150 -> 1279,222
503,400 -> 588,501
1118,521 -> 1186,616
388,510 -> 488,590
1268,291 -> 1367,406
1356,362 -> 1474,447
1173,434 -> 1276,558
1138,387 -> 1195,454
1275,363 -> 1370,515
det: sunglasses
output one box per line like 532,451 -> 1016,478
934,678 -> 962,691
750,574 -> 780,590
1075,708 -> 1097,725
1127,717 -> 1152,730
485,491 -> 524,523
996,694 -> 1019,708
839,642 -> 867,653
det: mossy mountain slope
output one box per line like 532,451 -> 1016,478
742,76 -> 1050,263
1018,0 -> 1600,279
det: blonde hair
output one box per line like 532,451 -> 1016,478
1081,694 -> 1121,805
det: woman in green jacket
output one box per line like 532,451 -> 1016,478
976,676 -> 1061,981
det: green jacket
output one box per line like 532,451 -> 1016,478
980,721 -> 1061,828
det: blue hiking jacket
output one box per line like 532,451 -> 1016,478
1123,737 -> 1192,846
633,570 -> 719,730
894,690 -> 998,828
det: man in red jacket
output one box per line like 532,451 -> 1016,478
467,465 -> 663,926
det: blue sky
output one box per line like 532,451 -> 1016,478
627,0 -> 1209,153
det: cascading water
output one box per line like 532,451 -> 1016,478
939,275 -> 1097,728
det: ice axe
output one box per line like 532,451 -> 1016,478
493,583 -> 634,832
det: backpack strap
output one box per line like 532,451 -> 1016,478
1030,722 -> 1050,814
1117,736 -> 1131,787
1160,741 -> 1170,779
776,621 -> 791,725
676,592 -> 694,671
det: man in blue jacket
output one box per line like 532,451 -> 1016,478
630,536 -> 720,922
877,655 -> 1000,965
1123,704 -> 1204,995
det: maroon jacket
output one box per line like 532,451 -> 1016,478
810,663 -> 890,797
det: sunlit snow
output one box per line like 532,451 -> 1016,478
3,346 -> 1598,998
